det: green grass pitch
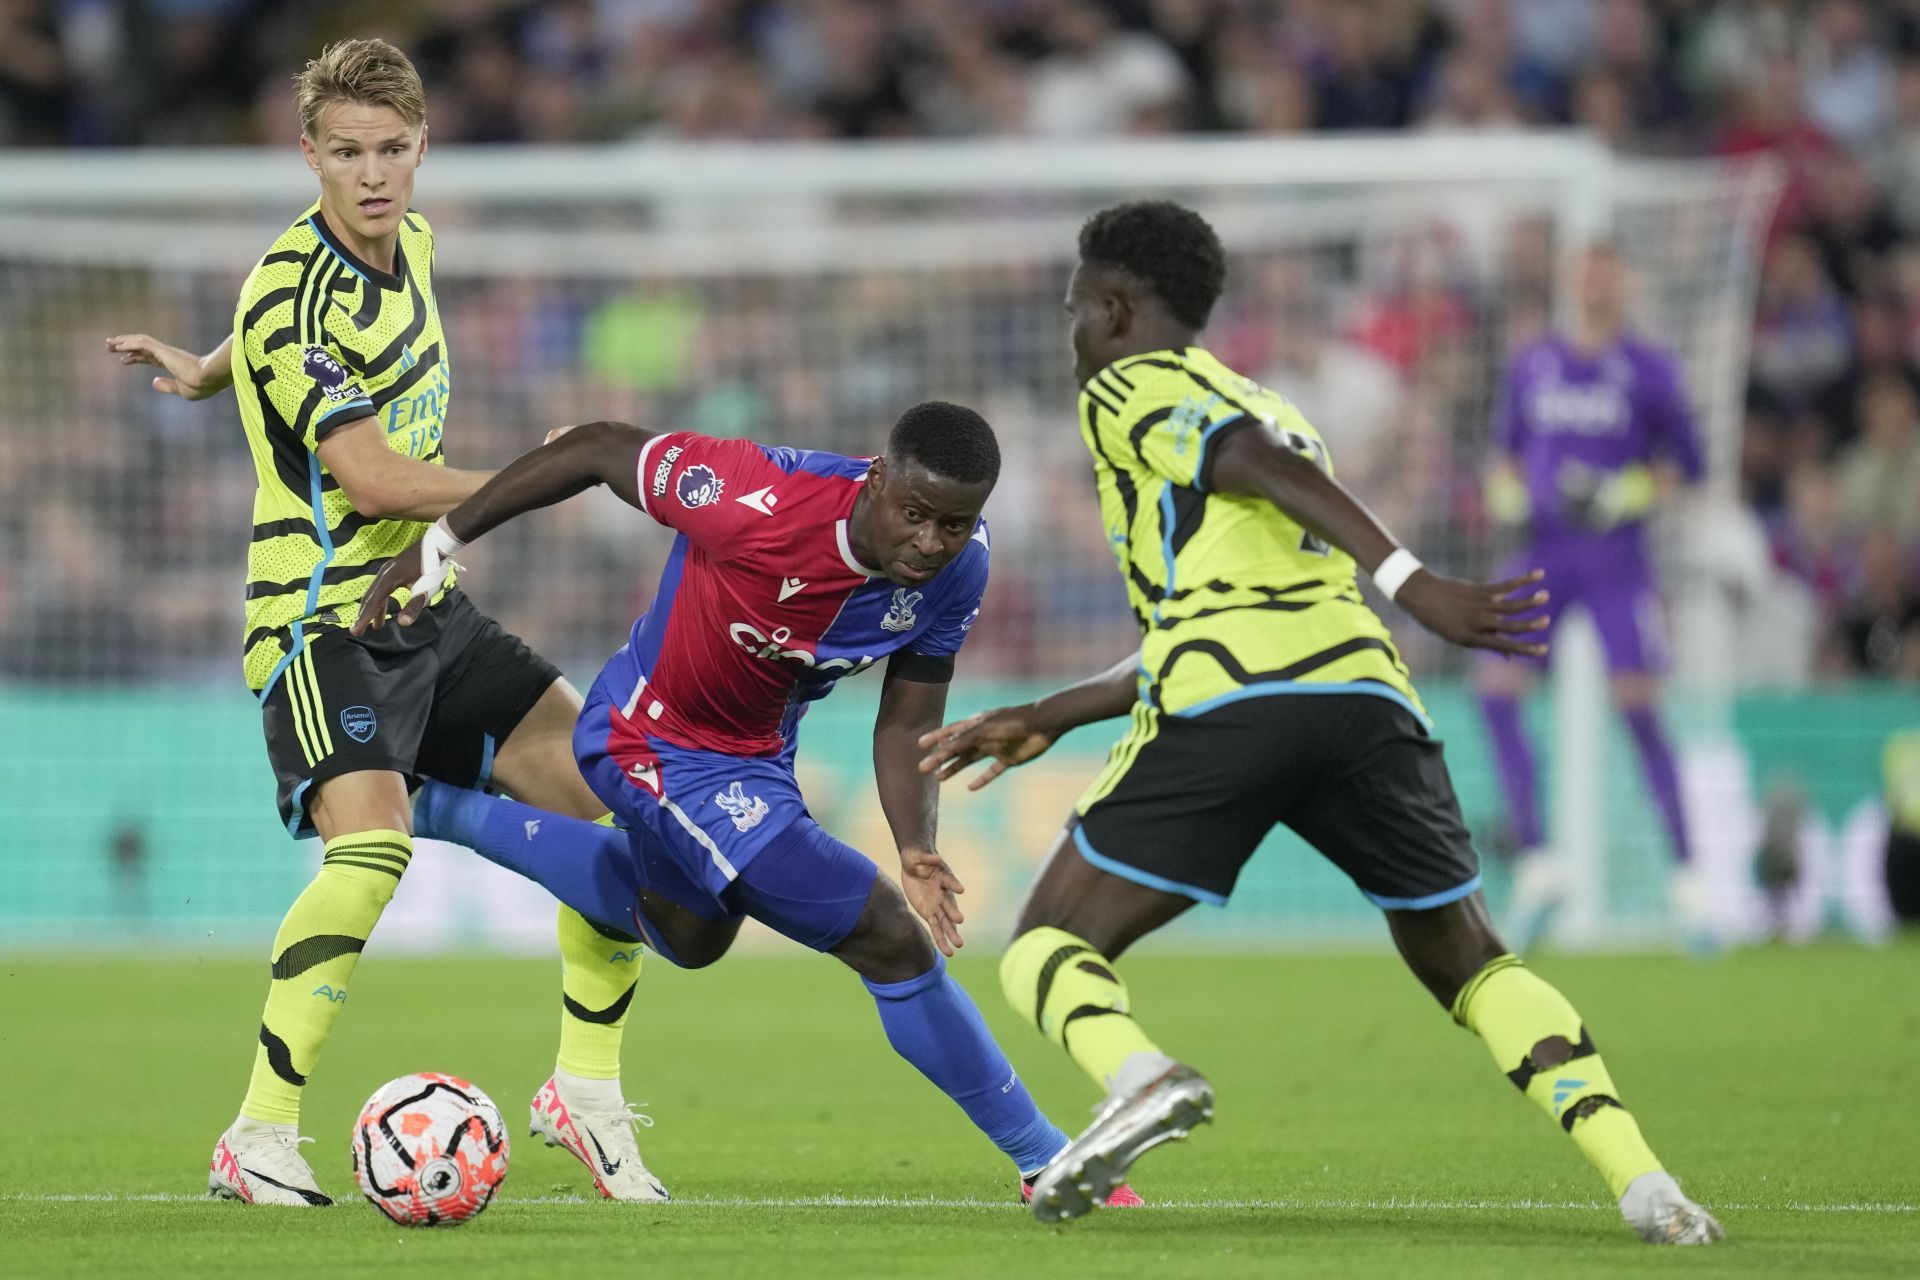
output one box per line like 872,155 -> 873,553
2,943 -> 1915,1278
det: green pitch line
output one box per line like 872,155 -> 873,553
2,944 -> 1915,1278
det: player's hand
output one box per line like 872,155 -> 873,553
917,705 -> 1058,791
1395,568 -> 1550,658
106,334 -> 231,400
898,845 -> 966,956
350,521 -> 466,635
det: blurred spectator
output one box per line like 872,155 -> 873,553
1817,295 -> 1920,446
1715,55 -> 1834,233
0,0 -> 69,145
1803,150 -> 1903,299
1836,372 -> 1920,539
1801,0 -> 1894,147
1025,0 -> 1189,137
1839,526 -> 1920,677
1751,234 -> 1853,413
1768,462 -> 1857,632
7,0 -> 1920,689
1878,57 -> 1920,233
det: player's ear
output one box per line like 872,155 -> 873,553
865,455 -> 889,496
299,131 -> 321,175
416,123 -> 429,165
1104,289 -> 1133,341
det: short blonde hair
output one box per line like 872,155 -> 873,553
296,38 -> 426,139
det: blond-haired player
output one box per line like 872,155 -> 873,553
108,39 -> 663,1207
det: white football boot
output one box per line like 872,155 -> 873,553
1028,1054 -> 1213,1224
208,1116 -> 332,1206
1620,1170 -> 1725,1244
1501,849 -> 1565,953
530,1073 -> 670,1202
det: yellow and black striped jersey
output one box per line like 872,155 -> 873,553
232,204 -> 452,693
1078,345 -> 1423,722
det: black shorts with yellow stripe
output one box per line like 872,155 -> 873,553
260,590 -> 561,838
1072,691 -> 1481,910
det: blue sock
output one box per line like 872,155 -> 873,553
863,955 -> 1069,1176
413,779 -> 642,932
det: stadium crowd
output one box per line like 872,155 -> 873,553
3,0 -> 1919,684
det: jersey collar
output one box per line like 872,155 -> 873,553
309,208 -> 407,292
835,464 -> 885,577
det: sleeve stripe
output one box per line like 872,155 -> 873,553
1084,382 -> 1122,415
635,432 -> 667,517
1193,413 -> 1252,492
241,286 -> 297,335
309,260 -> 343,347
290,249 -> 325,347
1095,368 -> 1133,403
311,399 -> 374,443
1125,406 -> 1174,461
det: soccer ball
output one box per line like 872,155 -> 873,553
350,1072 -> 509,1226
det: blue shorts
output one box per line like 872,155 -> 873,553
574,653 -> 877,952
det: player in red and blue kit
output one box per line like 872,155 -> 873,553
354,403 -> 1139,1204
1476,244 -> 1707,949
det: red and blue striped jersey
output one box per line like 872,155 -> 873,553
607,431 -> 988,757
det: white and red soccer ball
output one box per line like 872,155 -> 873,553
351,1072 -> 509,1226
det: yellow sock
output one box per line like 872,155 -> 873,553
556,905 -> 641,1080
1000,926 -> 1163,1090
1453,954 -> 1663,1198
240,829 -> 410,1125
555,815 -> 640,1080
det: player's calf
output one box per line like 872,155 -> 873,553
1451,952 -> 1723,1244
828,876 -> 938,985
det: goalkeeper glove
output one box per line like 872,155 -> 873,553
1557,460 -> 1655,532
1485,466 -> 1531,526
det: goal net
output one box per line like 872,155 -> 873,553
0,134 -> 1779,949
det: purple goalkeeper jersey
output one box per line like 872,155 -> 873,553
1495,333 -> 1704,548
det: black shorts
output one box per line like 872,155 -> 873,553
1072,692 -> 1481,910
259,590 -> 562,838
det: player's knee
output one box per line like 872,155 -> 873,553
636,893 -> 735,969
834,880 -> 936,985
666,916 -> 740,969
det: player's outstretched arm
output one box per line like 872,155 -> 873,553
1209,426 -> 1550,657
917,653 -> 1138,790
106,333 -> 234,400
875,660 -> 968,955
352,419 -> 658,633
318,415 -> 500,523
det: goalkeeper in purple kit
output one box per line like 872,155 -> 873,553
1476,244 -> 1706,949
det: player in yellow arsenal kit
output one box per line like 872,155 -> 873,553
920,202 -> 1721,1243
107,39 -> 662,1207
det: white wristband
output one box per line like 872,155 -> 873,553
1372,548 -> 1423,602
